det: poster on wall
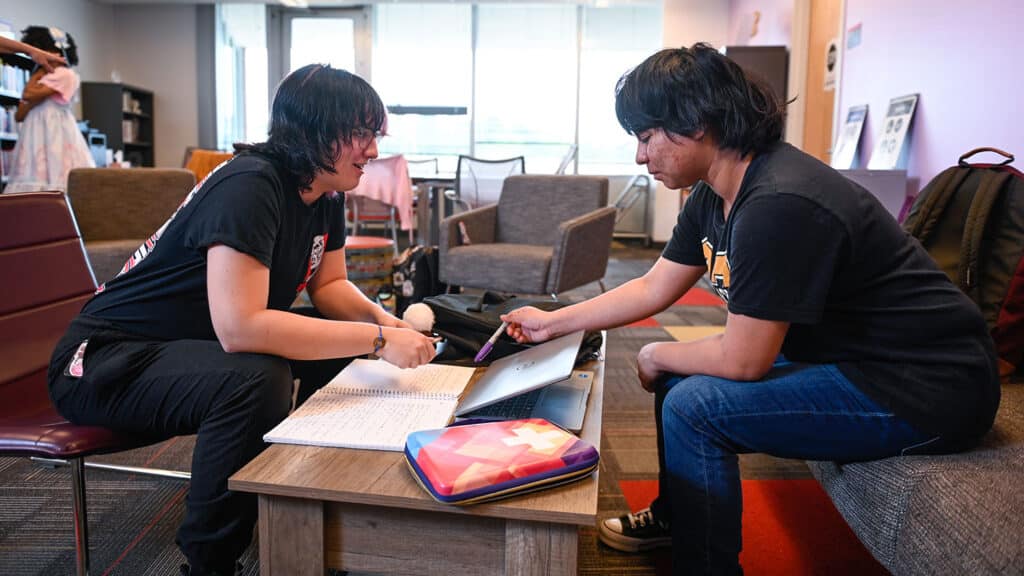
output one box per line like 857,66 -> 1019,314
831,104 -> 868,170
867,94 -> 919,170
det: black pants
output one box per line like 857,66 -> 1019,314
48,310 -> 351,575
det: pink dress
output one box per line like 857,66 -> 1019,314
6,67 -> 95,193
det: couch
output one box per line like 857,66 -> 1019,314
66,168 -> 196,285
808,382 -> 1023,574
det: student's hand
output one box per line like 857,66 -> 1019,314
28,47 -> 65,73
501,307 -> 556,344
636,342 -> 664,393
378,327 -> 437,369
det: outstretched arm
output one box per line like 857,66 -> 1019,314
0,37 -> 65,72
15,69 -> 54,122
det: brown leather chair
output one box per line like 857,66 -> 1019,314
0,191 -> 163,576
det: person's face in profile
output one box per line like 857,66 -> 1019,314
634,127 -> 713,190
324,128 -> 379,192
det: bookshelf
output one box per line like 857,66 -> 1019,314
0,53 -> 30,188
81,82 -> 154,167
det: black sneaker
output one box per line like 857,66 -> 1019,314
598,507 -> 672,552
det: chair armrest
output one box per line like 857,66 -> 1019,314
439,205 -> 498,249
548,206 -> 618,294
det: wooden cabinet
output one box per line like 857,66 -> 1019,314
81,82 -> 154,167
0,53 -> 30,188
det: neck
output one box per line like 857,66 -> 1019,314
706,148 -> 753,217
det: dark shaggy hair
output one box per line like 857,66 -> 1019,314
21,26 -> 79,67
236,64 -> 386,190
615,43 -> 784,157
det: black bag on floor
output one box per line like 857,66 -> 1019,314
424,291 -> 602,366
392,245 -> 450,316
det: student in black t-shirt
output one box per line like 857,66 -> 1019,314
47,64 -> 438,576
502,44 -> 999,575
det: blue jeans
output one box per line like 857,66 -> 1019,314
647,359 -> 941,575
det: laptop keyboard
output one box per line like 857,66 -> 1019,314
467,388 -> 543,419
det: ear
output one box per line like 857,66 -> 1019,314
693,129 -> 706,141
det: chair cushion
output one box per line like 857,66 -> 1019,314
443,244 -> 553,294
808,383 -> 1024,574
85,239 -> 145,286
0,372 -> 147,459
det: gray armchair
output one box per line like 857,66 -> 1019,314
439,175 -> 616,298
66,168 -> 196,285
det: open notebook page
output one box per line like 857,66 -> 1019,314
324,359 -> 476,399
263,391 -> 458,451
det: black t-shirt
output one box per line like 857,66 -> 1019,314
79,151 -> 347,341
663,142 -> 999,441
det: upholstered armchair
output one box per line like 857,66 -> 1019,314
66,168 -> 196,285
439,175 -> 616,298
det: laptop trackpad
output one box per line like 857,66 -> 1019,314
532,370 -> 593,432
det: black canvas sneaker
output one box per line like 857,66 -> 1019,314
598,507 -> 672,552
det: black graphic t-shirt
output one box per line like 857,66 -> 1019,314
79,151 -> 346,341
662,142 -> 999,441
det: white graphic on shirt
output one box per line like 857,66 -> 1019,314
296,234 -> 327,294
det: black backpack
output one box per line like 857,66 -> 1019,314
391,245 -> 449,316
902,147 -> 1024,373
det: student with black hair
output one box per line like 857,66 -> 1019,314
47,64 -> 438,576
502,43 -> 999,574
6,26 -> 95,193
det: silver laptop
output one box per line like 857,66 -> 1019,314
456,370 -> 593,432
454,331 -> 590,431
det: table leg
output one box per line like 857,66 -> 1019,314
504,520 -> 578,576
258,495 -> 324,576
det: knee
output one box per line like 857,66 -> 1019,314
228,354 -> 294,425
662,375 -> 722,434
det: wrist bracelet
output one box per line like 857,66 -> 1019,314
372,324 -> 385,355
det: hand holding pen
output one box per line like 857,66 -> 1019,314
475,321 -> 509,363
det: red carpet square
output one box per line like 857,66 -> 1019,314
628,317 -> 661,328
674,288 -> 724,307
618,479 -> 889,575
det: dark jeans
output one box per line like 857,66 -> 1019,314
48,309 -> 351,575
646,359 -> 945,576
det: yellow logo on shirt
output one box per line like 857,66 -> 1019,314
702,237 -> 730,301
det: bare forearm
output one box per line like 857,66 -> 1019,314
545,275 -> 679,335
645,335 -> 765,381
216,307 -> 382,360
309,278 -> 389,323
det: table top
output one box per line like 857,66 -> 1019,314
230,340 -> 605,526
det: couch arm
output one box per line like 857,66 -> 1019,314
548,206 -> 617,294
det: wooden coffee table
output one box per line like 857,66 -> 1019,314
230,345 -> 604,576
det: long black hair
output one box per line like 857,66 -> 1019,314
237,64 -> 386,190
615,43 -> 784,157
21,26 -> 78,67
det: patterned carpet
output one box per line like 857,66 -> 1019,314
0,240 -> 820,575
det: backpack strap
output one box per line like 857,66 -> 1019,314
908,166 -> 972,244
958,169 -> 1013,299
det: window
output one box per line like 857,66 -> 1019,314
373,4 -> 472,173
215,3 -> 267,150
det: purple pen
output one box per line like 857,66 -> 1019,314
474,321 -> 510,363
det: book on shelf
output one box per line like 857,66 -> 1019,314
263,359 -> 477,451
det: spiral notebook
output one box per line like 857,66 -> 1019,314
263,360 -> 476,451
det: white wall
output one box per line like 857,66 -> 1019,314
0,1 -> 198,168
0,0 -> 116,83
110,4 -> 198,168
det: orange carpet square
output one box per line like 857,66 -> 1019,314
628,317 -> 661,328
674,288 -> 724,307
618,479 -> 888,575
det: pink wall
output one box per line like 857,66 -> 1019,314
727,0 -> 792,46
839,0 -> 1024,190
